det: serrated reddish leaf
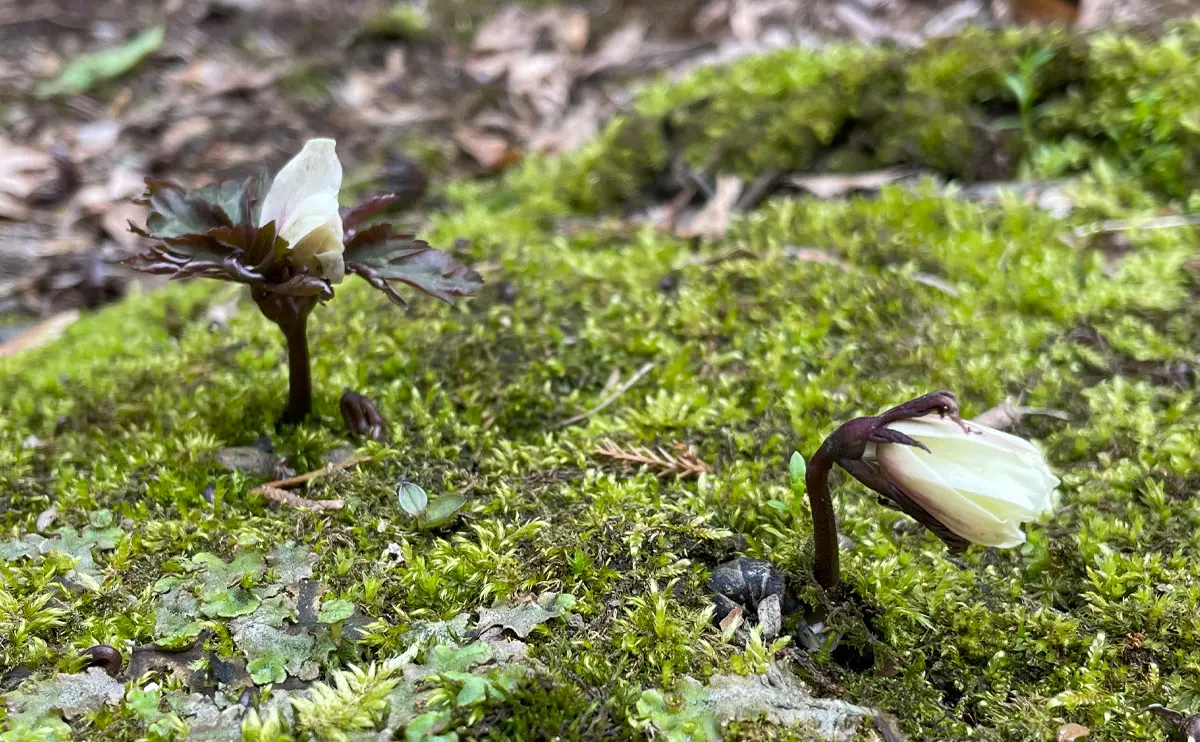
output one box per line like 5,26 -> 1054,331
347,242 -> 482,306
341,194 -> 402,234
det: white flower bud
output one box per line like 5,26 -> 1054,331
258,138 -> 345,282
874,415 -> 1058,547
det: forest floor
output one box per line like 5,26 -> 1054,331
4,1 -> 1200,741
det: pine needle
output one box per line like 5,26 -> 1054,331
593,439 -> 711,479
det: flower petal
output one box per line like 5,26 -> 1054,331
277,192 -> 343,246
290,220 -> 345,283
877,443 -> 1027,547
884,415 -> 1057,519
259,138 -> 342,230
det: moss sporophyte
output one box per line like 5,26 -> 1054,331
125,138 -> 483,424
804,391 -> 1059,591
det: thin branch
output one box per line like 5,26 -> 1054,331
593,439 -> 711,479
550,362 -> 658,430
254,456 -> 372,490
255,485 -> 344,511
1073,214 -> 1200,239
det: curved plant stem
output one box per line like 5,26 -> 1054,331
280,317 -> 311,424
804,445 -> 839,591
254,290 -> 319,426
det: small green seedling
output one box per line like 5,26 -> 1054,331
396,482 -> 467,528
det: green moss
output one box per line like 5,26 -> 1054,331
5,23 -> 1200,742
510,22 -> 1200,213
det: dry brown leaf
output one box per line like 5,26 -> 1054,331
72,120 -> 122,160
454,126 -> 520,172
101,201 -> 146,250
0,310 -> 79,357
0,138 -> 54,205
582,22 -> 648,77
1011,0 -> 1080,24
0,192 -> 29,220
719,605 -> 744,632
471,5 -> 535,56
256,485 -> 344,511
159,117 -> 214,157
560,11 -> 590,53
509,53 -> 574,121
532,96 -> 607,154
677,175 -> 744,238
171,58 -> 281,97
787,168 -> 913,199
1057,722 -> 1091,742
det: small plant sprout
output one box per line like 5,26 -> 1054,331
126,138 -> 483,424
396,481 -> 468,528
317,598 -> 354,641
804,390 -> 1059,591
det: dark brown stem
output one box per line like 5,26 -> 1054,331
805,444 -> 839,590
280,317 -> 311,424
253,290 -> 318,425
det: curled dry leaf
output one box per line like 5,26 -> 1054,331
256,485 -> 343,511
1057,722 -> 1090,741
454,126 -> 521,172
675,175 -> 744,238
787,168 -> 914,199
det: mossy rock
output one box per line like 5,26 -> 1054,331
3,23 -> 1200,742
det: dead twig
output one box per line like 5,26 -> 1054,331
255,485 -> 344,511
1073,215 -> 1200,240
688,246 -> 758,268
972,398 -> 1070,431
593,438 -> 711,478
551,362 -> 657,430
255,456 -> 372,490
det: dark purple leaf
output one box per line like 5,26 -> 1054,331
139,174 -> 266,240
346,242 -> 482,305
344,230 -> 426,262
341,194 -> 402,235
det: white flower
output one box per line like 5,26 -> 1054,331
873,415 -> 1059,547
258,138 -> 345,283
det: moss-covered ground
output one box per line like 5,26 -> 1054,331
5,22 -> 1200,742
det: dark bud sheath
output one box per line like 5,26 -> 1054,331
341,388 -> 389,441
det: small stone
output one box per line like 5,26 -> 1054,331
214,447 -> 278,477
321,444 -> 357,465
36,507 -> 57,532
757,593 -> 782,641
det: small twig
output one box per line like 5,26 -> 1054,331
593,439 -> 711,478
972,399 -> 1070,431
1073,214 -> 1200,240
255,456 -> 372,490
734,168 -> 782,211
688,246 -> 758,268
551,362 -> 658,430
256,485 -> 344,511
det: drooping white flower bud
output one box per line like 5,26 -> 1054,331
874,415 -> 1059,547
259,138 -> 345,282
